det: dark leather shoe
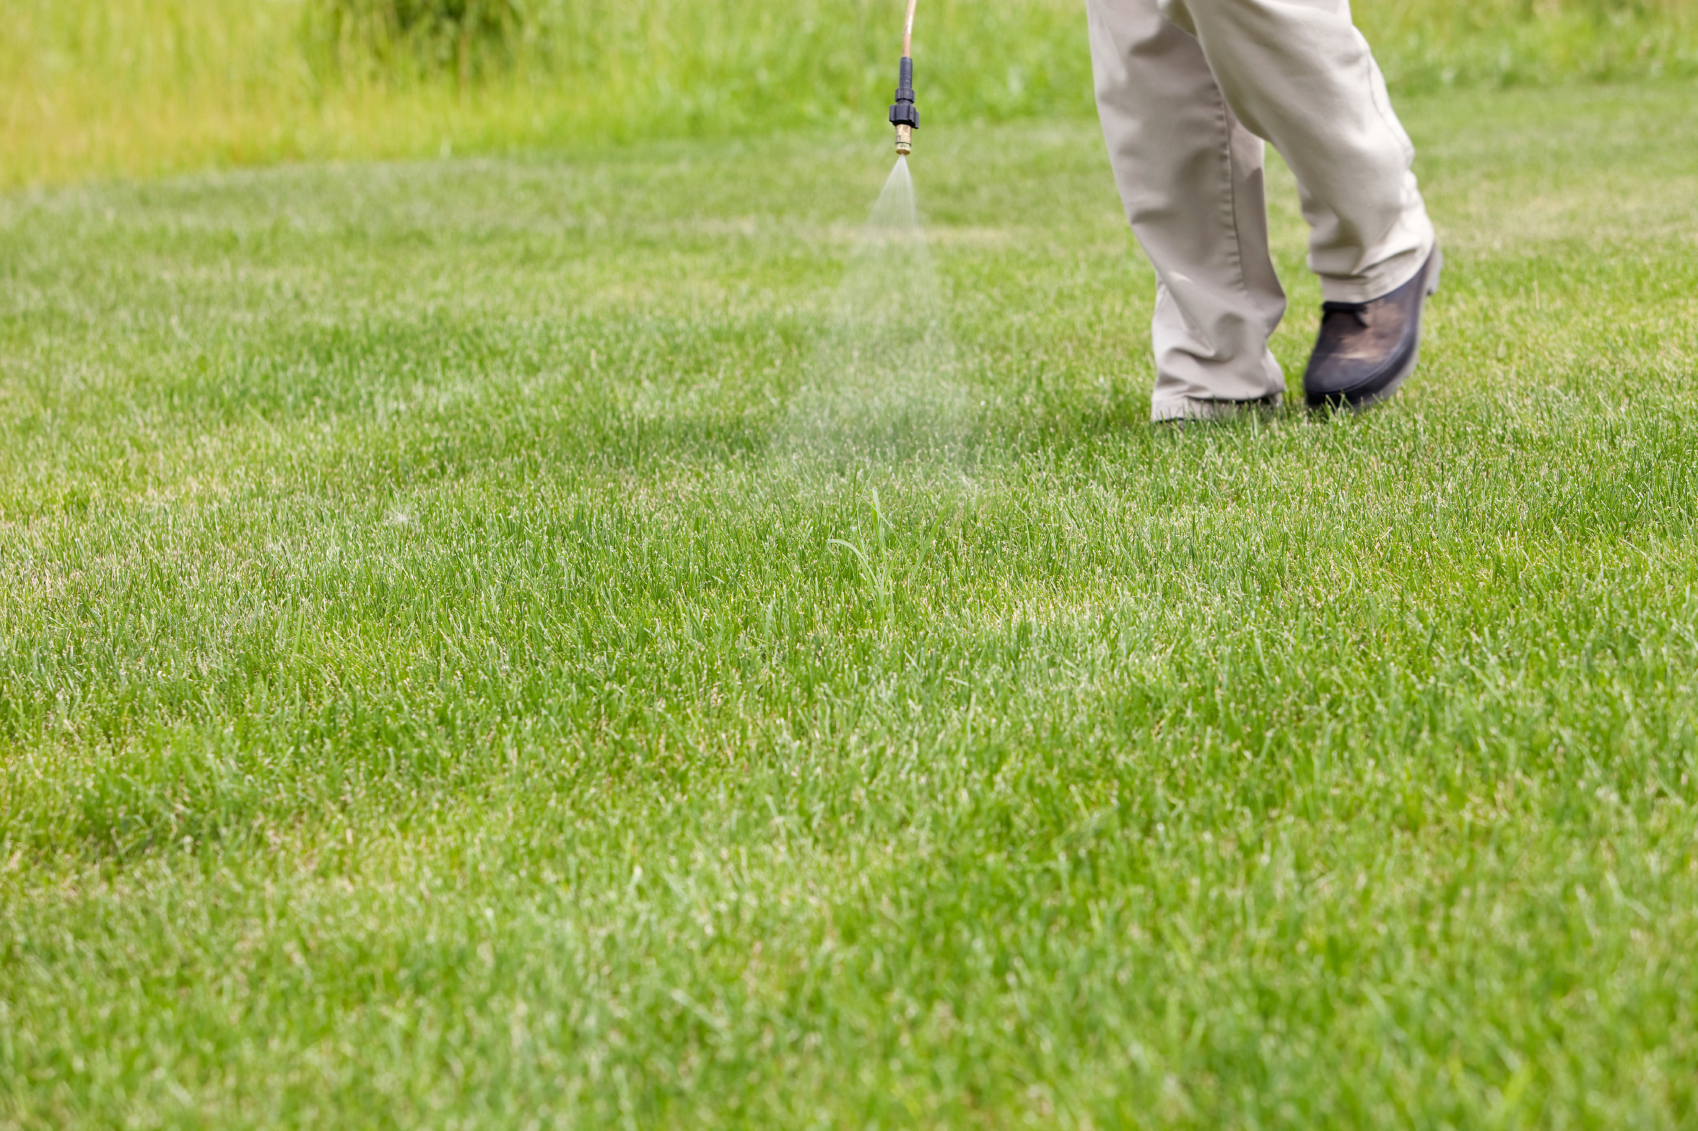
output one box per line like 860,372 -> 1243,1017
1303,247 -> 1442,410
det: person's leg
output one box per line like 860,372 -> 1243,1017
1159,0 -> 1435,304
1087,0 -> 1286,422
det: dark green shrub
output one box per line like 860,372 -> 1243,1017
304,0 -> 526,84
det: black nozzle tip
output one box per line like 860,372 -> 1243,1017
890,55 -> 919,129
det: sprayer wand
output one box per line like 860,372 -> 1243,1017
889,0 -> 920,156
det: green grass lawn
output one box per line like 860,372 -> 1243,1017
3,82 -> 1698,1128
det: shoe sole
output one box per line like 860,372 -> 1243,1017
1312,246 -> 1443,413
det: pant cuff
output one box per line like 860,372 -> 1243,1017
1150,392 -> 1283,423
1317,233 -> 1438,305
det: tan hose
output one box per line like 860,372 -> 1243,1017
895,0 -> 920,155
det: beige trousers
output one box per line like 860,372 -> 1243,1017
1087,0 -> 1436,420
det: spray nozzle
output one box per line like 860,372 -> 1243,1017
889,56 -> 919,156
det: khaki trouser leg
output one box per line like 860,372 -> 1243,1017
1088,0 -> 1286,419
1087,0 -> 1435,419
